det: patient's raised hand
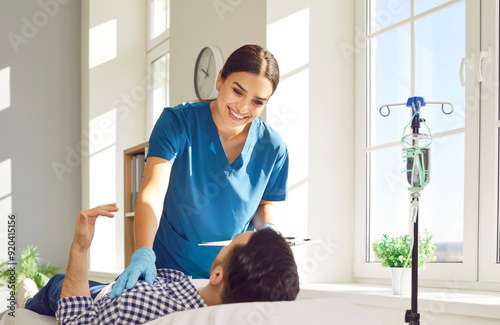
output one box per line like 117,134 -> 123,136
72,203 -> 119,251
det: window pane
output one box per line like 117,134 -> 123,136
369,0 -> 411,33
369,134 -> 464,262
368,146 -> 411,262
498,129 -> 500,263
370,25 -> 411,146
151,0 -> 169,39
416,0 -> 456,16
498,28 -> 500,264
419,133 -> 464,262
415,2 -> 465,132
150,54 -> 168,125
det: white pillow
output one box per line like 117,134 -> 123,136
144,297 -> 381,325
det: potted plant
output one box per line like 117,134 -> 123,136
0,245 -> 60,291
372,229 -> 436,295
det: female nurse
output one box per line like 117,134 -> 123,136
111,44 -> 289,298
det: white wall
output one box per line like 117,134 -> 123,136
267,0 -> 356,283
0,0 -> 356,284
169,0 -> 267,105
81,0 -> 146,273
0,0 -> 81,270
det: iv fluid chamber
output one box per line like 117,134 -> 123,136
402,133 -> 431,193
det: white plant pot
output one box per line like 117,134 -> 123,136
390,267 -> 412,295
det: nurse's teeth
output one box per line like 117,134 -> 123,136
229,107 -> 245,119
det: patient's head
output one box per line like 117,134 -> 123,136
209,228 -> 299,303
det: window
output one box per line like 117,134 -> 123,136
355,0 -> 500,287
147,44 -> 169,132
146,0 -> 170,135
147,0 -> 170,50
478,0 -> 500,283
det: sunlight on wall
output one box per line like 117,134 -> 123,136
268,70 -> 310,238
0,159 -> 11,200
89,19 -> 117,69
88,109 -> 117,156
88,110 -> 118,272
267,8 -> 310,238
0,67 -> 11,112
267,9 -> 309,76
0,159 -> 12,262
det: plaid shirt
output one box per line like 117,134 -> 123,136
55,269 -> 206,325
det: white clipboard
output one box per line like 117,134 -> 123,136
198,237 -> 320,247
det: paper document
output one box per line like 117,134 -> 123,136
198,237 -> 319,247
198,240 -> 232,246
283,237 -> 321,246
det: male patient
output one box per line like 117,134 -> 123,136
18,204 -> 299,324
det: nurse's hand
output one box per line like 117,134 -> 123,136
110,247 -> 157,299
260,222 -> 280,234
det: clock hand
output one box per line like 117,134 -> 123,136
201,68 -> 209,78
207,53 -> 212,72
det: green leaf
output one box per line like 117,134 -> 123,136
372,230 -> 436,268
0,245 -> 61,292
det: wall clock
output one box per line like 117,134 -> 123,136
194,46 -> 224,100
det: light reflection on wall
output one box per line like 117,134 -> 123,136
0,159 -> 12,263
0,67 -> 11,112
266,8 -> 310,239
88,110 -> 118,272
267,9 -> 309,76
89,19 -> 118,69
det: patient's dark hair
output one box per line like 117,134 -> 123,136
222,228 -> 299,303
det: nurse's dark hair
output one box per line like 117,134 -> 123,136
221,44 -> 280,95
221,228 -> 299,303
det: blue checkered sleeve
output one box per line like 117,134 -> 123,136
55,269 -> 206,325
56,296 -> 96,324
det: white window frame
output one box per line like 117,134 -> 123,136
478,0 -> 500,283
146,0 -> 170,137
353,0 -> 500,289
146,40 -> 169,137
146,0 -> 170,52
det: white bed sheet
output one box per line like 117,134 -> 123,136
147,297 -> 381,325
0,308 -> 55,325
0,297 -> 380,325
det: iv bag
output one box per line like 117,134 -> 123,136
402,133 -> 431,192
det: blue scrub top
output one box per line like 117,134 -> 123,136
147,101 -> 289,278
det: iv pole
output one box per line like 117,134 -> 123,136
379,97 -> 453,325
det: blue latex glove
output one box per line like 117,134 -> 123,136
110,247 -> 157,299
261,222 -> 280,234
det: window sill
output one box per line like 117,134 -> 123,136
298,283 -> 500,320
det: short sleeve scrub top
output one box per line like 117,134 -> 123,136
147,101 -> 289,278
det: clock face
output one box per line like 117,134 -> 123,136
194,47 -> 223,100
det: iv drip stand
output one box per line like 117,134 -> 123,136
379,97 -> 453,325
406,200 -> 420,325
406,108 -> 422,325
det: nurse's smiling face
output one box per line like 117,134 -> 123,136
211,71 -> 273,134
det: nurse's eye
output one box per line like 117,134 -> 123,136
232,88 -> 242,96
253,100 -> 264,106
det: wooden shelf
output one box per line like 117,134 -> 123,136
123,141 -> 148,267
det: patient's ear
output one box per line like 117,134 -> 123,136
209,265 -> 225,286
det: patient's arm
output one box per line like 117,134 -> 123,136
60,204 -> 118,299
